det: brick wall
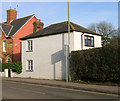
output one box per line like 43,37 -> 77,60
2,32 -> 13,63
13,16 -> 37,62
0,35 -> 2,59
7,9 -> 17,23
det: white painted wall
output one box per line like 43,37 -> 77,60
73,31 -> 102,50
18,31 -> 102,80
19,32 -> 74,80
83,33 -> 102,50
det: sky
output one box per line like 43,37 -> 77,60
1,2 -> 118,29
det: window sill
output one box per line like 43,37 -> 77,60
85,45 -> 94,47
26,50 -> 33,52
26,70 -> 33,72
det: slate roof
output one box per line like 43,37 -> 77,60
0,24 -> 13,36
1,14 -> 34,37
20,21 -> 102,40
9,14 -> 34,37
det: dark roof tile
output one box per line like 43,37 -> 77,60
8,14 -> 34,37
0,24 -> 13,36
20,21 -> 102,40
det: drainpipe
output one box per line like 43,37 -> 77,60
81,33 -> 84,50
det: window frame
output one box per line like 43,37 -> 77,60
84,35 -> 94,47
26,40 -> 33,52
3,40 -> 7,52
26,60 -> 33,72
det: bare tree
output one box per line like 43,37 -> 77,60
88,21 -> 117,46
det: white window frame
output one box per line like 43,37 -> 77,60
3,40 -> 7,52
26,60 -> 33,72
27,40 -> 33,51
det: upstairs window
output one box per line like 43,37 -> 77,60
26,60 -> 33,72
27,40 -> 33,51
3,40 -> 6,52
85,35 -> 94,47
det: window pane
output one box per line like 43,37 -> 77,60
85,36 -> 87,45
28,41 -> 30,50
88,40 -> 91,46
27,60 -> 33,71
31,60 -> 33,71
28,41 -> 32,51
88,37 -> 90,39
91,38 -> 94,46
30,41 -> 32,51
3,41 -> 6,52
28,61 -> 30,70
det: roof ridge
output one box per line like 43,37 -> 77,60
11,14 -> 35,22
0,23 -> 12,26
71,22 -> 101,35
70,23 -> 75,30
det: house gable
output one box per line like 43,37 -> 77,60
8,14 -> 35,37
0,24 -> 13,37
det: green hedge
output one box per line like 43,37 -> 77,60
1,61 -> 22,74
70,45 -> 120,83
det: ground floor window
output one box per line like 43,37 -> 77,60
26,60 -> 33,72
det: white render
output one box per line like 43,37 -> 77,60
19,31 -> 102,80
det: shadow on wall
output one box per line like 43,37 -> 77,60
51,33 -> 66,80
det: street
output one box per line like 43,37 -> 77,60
2,79 -> 118,100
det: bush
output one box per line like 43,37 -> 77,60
70,44 -> 119,83
12,61 -> 22,74
2,62 -> 13,72
1,61 -> 22,74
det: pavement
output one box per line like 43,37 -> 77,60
2,77 -> 119,95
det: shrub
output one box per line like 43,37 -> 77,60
12,61 -> 22,74
70,44 -> 119,83
1,61 -> 22,74
2,62 -> 13,72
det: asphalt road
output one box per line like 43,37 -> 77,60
2,79 -> 119,100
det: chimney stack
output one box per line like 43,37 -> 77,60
33,19 -> 44,33
7,9 -> 17,23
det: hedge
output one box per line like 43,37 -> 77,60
70,45 -> 120,83
1,61 -> 22,74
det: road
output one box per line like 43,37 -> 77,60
2,79 -> 118,100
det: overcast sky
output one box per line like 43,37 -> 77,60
1,2 -> 118,29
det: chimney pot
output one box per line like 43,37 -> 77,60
39,19 -> 41,22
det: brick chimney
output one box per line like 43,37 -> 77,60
33,19 -> 44,33
7,9 -> 17,23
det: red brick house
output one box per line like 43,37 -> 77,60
0,35 -> 2,63
0,9 -> 44,63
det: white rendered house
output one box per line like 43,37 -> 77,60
19,21 -> 102,80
